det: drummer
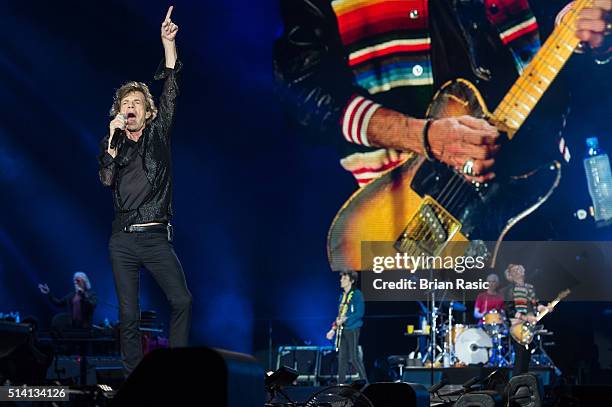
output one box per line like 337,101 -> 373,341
473,273 -> 505,322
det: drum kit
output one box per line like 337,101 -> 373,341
419,298 -> 554,368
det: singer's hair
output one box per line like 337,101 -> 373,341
340,271 -> 359,284
486,273 -> 499,283
504,264 -> 525,282
109,81 -> 158,125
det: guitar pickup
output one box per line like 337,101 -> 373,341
395,196 -> 462,256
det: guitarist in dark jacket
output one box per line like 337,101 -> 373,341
326,271 -> 367,383
504,264 -> 552,375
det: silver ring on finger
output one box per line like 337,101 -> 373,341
462,158 -> 476,176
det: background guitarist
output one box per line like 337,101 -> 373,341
274,0 -> 610,216
504,264 -> 552,375
326,271 -> 367,383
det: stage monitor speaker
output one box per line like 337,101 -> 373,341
361,382 -> 429,407
506,374 -> 541,407
111,347 -> 264,406
277,346 -> 318,376
0,320 -> 50,385
455,390 -> 503,407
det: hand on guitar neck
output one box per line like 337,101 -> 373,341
512,305 -> 553,326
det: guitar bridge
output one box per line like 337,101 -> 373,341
395,196 -> 462,256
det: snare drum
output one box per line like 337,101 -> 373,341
483,309 -> 503,325
482,309 -> 508,335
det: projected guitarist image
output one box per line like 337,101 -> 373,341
326,271 -> 367,383
274,1 -> 611,270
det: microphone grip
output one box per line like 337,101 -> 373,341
110,128 -> 125,149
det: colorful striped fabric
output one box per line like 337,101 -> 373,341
512,284 -> 538,315
341,95 -> 381,145
332,0 -> 433,94
350,159 -> 404,187
486,0 -> 541,74
332,0 -> 542,97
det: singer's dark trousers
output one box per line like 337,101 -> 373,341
337,328 -> 367,383
109,230 -> 192,377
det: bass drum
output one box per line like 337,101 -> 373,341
455,328 -> 493,365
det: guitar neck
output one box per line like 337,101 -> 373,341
492,0 -> 592,138
535,296 -> 565,322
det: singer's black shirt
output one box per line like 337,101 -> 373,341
98,58 -> 181,233
117,139 -> 152,211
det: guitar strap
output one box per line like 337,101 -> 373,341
454,0 -> 494,81
339,290 -> 355,319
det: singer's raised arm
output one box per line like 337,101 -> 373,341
154,6 -> 181,144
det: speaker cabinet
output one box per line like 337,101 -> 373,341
111,347 -> 264,406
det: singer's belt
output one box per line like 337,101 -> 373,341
123,224 -> 167,233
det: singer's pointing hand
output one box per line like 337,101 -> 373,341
161,6 -> 178,43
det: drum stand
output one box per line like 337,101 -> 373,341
421,298 -> 458,367
488,329 -> 510,367
421,294 -> 442,365
443,301 -> 458,366
530,330 -> 562,376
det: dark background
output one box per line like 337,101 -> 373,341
0,0 -> 610,380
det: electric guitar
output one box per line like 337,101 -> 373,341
333,290 -> 355,352
510,288 -> 570,347
327,1 -> 591,271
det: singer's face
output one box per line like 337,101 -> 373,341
120,91 -> 151,131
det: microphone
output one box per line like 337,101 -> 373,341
110,114 -> 126,149
110,128 -> 125,149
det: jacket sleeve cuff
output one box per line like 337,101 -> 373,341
154,58 -> 183,80
340,94 -> 381,146
100,152 -> 115,167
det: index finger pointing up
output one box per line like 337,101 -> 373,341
165,6 -> 174,21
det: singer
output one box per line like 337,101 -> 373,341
97,6 -> 192,377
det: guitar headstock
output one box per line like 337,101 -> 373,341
557,289 -> 571,301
